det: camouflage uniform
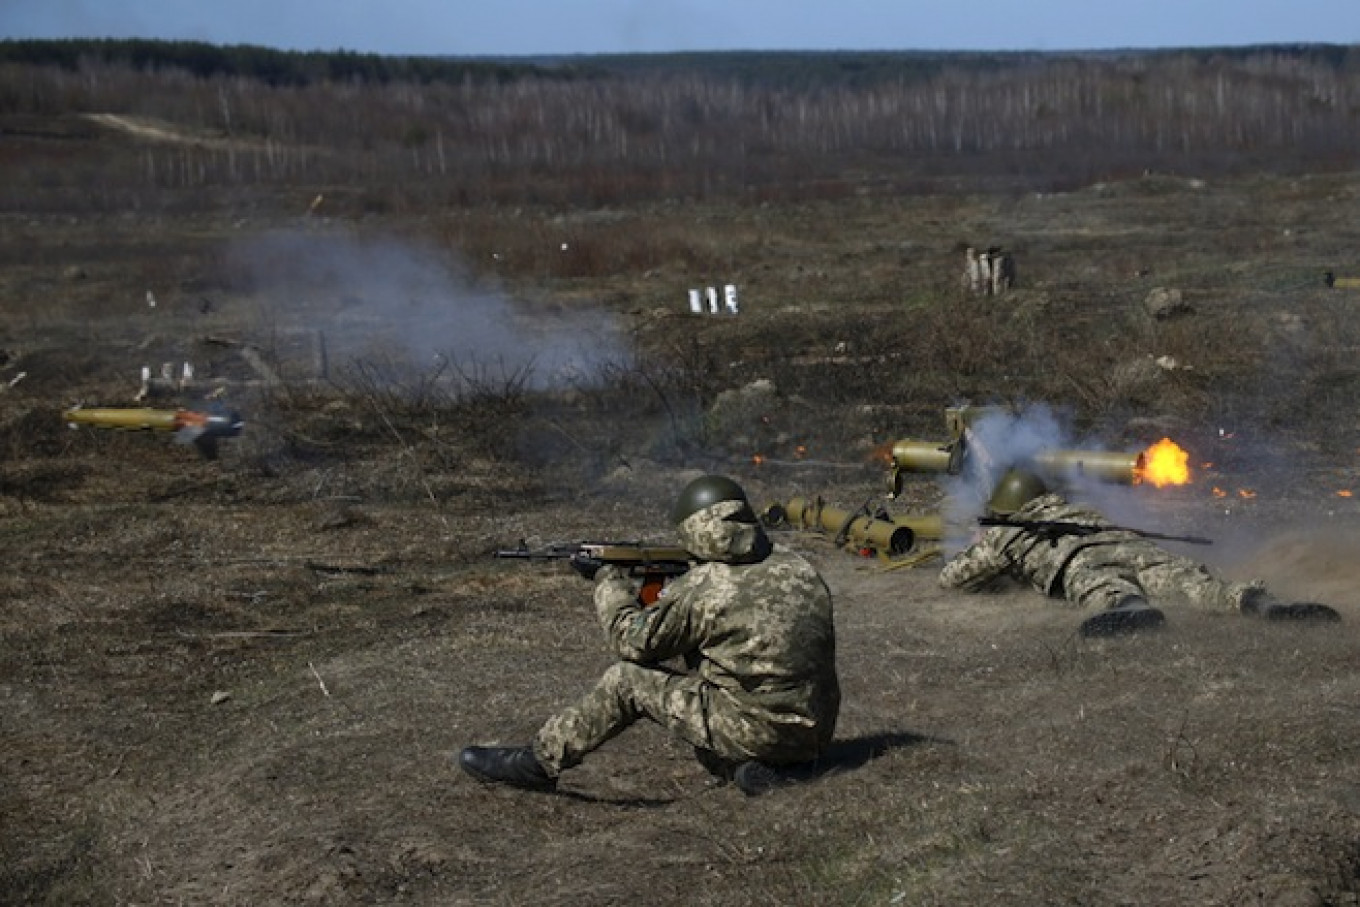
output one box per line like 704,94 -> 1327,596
532,499 -> 840,776
939,493 -> 1259,614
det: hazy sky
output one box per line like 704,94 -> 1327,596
4,1 -> 1359,57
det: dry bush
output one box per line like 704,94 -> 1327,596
1255,295 -> 1360,451
323,354 -> 534,459
0,408 -> 74,462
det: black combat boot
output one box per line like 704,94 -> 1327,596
1079,596 -> 1166,638
696,748 -> 787,796
458,745 -> 557,792
733,761 -> 792,797
694,747 -> 739,784
1240,590 -> 1341,623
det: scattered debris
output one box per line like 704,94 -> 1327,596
1144,286 -> 1193,319
962,245 -> 1016,296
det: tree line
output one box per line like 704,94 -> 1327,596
0,38 -> 581,87
2,39 -> 1359,208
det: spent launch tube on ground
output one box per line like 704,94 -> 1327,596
765,497 -> 942,555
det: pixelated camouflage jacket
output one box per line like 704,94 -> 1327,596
939,493 -> 1143,595
592,499 -> 840,744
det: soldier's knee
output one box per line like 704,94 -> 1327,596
598,660 -> 664,699
598,661 -> 633,693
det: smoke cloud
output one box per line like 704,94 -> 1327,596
223,228 -> 632,390
939,403 -> 1157,550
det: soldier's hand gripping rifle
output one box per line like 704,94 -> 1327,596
494,541 -> 693,605
977,516 -> 1213,546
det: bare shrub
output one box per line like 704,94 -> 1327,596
326,353 -> 534,460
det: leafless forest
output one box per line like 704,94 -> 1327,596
5,43 -> 1360,206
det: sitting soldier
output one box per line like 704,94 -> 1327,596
459,474 -> 841,795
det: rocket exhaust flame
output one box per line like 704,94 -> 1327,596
1136,438 -> 1191,487
867,441 -> 897,466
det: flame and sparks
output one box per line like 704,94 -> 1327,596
1137,437 -> 1192,487
1339,490 -> 1354,498
867,441 -> 895,466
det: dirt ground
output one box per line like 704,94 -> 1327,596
3,125 -> 1360,905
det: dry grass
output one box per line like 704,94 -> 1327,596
2,61 -> 1360,907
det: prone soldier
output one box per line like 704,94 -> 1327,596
940,468 -> 1341,637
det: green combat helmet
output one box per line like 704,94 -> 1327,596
987,468 -> 1049,516
671,474 -> 756,525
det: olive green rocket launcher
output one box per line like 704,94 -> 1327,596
763,497 -> 944,555
885,405 -> 1145,498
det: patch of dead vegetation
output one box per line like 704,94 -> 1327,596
2,104 -> 1360,907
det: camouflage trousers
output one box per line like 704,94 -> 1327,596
1059,540 -> 1257,614
532,661 -> 805,776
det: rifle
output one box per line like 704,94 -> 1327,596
977,516 -> 1213,546
494,541 -> 693,604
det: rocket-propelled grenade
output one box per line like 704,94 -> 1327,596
887,442 -> 1143,482
886,405 -> 1146,496
63,403 -> 244,458
885,406 -> 1178,497
887,441 -> 1143,496
63,407 -> 179,432
1031,449 -> 1144,485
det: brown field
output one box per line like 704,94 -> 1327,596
3,51 -> 1360,906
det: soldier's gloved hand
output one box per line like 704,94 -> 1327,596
569,552 -> 605,581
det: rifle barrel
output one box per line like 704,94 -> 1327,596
978,517 -> 1211,545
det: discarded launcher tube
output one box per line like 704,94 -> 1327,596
764,496 -> 944,555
